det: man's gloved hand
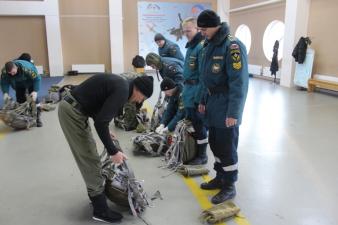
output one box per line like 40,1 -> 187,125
159,126 -> 168,134
30,91 -> 38,102
155,124 -> 165,133
3,93 -> 10,102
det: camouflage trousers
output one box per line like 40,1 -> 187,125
58,96 -> 104,197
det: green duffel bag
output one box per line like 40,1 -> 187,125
0,99 -> 36,130
114,102 -> 148,132
100,143 -> 150,216
165,119 -> 197,169
182,130 -> 197,163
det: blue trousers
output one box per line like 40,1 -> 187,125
185,107 -> 207,142
16,85 -> 39,104
208,127 -> 239,184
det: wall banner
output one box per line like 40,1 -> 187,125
137,2 -> 211,58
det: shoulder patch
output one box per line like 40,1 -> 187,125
230,47 -> 242,70
230,43 -> 240,50
232,62 -> 242,70
31,71 -> 37,79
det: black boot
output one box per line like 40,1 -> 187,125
36,107 -> 43,127
211,183 -> 236,204
200,176 -> 222,190
188,143 -> 208,165
89,194 -> 123,223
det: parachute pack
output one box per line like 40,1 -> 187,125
45,84 -> 76,104
132,132 -> 169,156
149,91 -> 167,132
114,102 -> 148,132
114,72 -> 149,132
164,119 -> 197,169
0,98 -> 37,130
100,141 -> 150,216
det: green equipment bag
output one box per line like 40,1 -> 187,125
0,98 -> 37,130
132,132 -> 169,156
114,102 -> 148,131
177,165 -> 209,177
0,99 -> 17,120
165,119 -> 197,169
200,201 -> 240,224
44,84 -> 76,104
100,141 -> 150,216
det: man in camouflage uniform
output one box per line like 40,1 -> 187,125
154,33 -> 184,62
1,60 -> 43,127
145,52 -> 184,89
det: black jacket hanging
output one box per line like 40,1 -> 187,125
292,37 -> 311,64
270,40 -> 279,75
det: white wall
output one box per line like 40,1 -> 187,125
280,0 -> 311,87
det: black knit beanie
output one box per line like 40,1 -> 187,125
154,33 -> 165,42
134,76 -> 154,98
197,9 -> 221,28
160,77 -> 176,91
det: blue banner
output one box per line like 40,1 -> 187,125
137,2 -> 211,58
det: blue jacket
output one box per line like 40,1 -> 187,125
159,57 -> 184,90
182,32 -> 205,108
200,23 -> 249,128
161,88 -> 185,132
158,39 -> 184,62
1,60 -> 41,94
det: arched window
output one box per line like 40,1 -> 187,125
263,20 -> 285,61
235,24 -> 251,54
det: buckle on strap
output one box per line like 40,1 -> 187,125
63,94 -> 88,116
64,95 -> 76,106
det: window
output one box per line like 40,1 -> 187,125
235,24 -> 251,54
263,20 -> 285,61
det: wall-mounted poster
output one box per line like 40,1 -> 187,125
138,2 -> 211,58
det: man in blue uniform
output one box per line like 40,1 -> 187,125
181,17 -> 208,165
154,33 -> 184,62
155,77 -> 185,134
1,60 -> 43,127
197,10 -> 249,204
145,53 -> 184,89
